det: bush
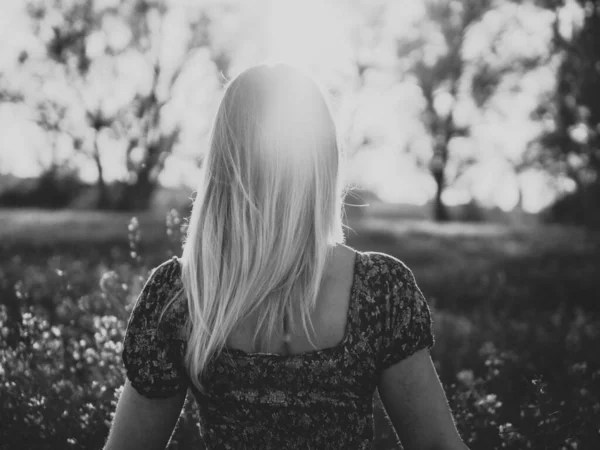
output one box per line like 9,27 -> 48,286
453,199 -> 487,223
0,166 -> 85,209
543,182 -> 600,229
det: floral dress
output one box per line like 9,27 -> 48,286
122,250 -> 435,449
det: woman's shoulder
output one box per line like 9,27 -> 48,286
122,256 -> 189,397
356,250 -> 425,313
127,256 -> 187,336
357,251 -> 435,368
359,250 -> 415,285
146,256 -> 183,288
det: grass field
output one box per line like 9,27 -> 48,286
1,207 -> 599,449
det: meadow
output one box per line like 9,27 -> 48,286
1,207 -> 599,450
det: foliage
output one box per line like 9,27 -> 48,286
9,0 -> 229,210
543,181 -> 600,227
531,0 -> 600,227
391,0 -> 551,221
1,213 -> 600,449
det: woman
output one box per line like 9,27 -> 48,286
104,64 -> 469,450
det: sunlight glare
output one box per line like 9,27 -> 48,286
265,0 -> 350,73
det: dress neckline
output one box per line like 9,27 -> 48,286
222,249 -> 363,359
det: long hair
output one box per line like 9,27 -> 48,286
178,64 -> 347,393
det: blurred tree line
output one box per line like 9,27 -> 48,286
0,0 -> 598,226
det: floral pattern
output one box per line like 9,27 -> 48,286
122,250 -> 435,449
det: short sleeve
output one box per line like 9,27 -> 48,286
122,258 -> 189,398
377,256 -> 435,371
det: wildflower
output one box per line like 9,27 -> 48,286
456,369 -> 474,386
128,217 -> 140,233
570,362 -> 587,374
498,422 -> 513,434
485,394 -> 497,403
99,271 -> 119,293
84,348 -> 98,364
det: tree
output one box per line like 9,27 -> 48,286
22,0 -> 228,210
395,0 -> 549,221
21,0 -> 125,208
530,0 -> 600,225
22,0 -> 107,206
113,0 -> 227,210
393,0 -> 488,220
85,107 -> 114,208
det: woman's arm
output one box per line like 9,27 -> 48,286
103,380 -> 186,450
378,348 -> 469,450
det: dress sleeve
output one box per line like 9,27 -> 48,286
121,258 -> 189,398
377,256 -> 435,371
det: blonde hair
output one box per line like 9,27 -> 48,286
178,64 -> 347,393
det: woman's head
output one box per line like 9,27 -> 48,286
179,64 -> 348,392
206,63 -> 344,247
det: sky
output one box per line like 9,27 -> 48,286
0,0 -> 582,213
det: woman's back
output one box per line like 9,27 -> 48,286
121,248 -> 435,449
225,243 -> 358,356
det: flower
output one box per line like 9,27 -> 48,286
457,369 -> 474,386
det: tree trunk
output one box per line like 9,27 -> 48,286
117,130 -> 177,211
116,163 -> 156,211
430,140 -> 450,222
513,171 -> 524,212
432,167 -> 450,222
93,150 -> 109,209
96,168 -> 109,209
89,129 -> 111,209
